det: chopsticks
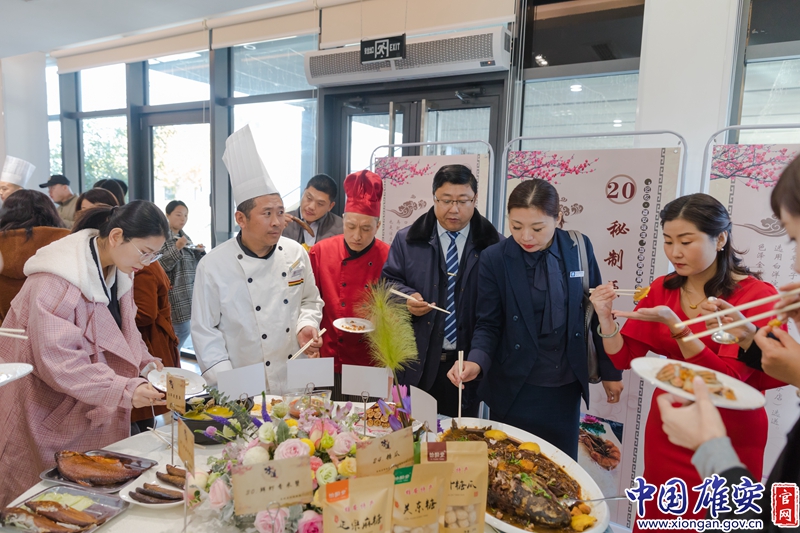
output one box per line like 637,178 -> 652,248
289,328 -> 327,360
588,288 -> 640,294
0,328 -> 27,340
682,301 -> 800,342
457,351 -> 463,427
675,287 -> 800,328
147,427 -> 206,449
389,288 -> 452,315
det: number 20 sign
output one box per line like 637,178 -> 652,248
606,174 -> 636,204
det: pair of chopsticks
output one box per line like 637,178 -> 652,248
289,328 -> 327,360
0,328 -> 27,340
675,288 -> 800,342
457,351 -> 464,427
588,288 -> 639,295
389,288 -> 451,315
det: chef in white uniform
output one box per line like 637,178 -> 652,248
0,156 -> 35,201
191,125 -> 324,392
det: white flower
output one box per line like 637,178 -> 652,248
258,422 -> 276,443
243,446 -> 272,466
289,425 -> 299,437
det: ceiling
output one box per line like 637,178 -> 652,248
0,0 -> 289,60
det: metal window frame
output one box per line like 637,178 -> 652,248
522,58 -> 640,82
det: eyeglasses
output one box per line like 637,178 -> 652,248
129,241 -> 163,265
434,196 -> 476,208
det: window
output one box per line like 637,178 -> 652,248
46,65 -> 60,116
520,73 -> 639,150
49,121 -> 63,176
233,99 -> 317,208
82,116 -> 128,190
148,51 -> 210,106
740,59 -> 800,143
46,65 -> 62,175
80,64 -> 127,112
232,35 -> 317,96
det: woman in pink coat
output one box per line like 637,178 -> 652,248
0,201 -> 170,506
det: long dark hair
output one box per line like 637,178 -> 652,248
75,188 -> 119,214
507,179 -> 564,228
72,200 -> 169,240
93,179 -> 126,206
661,193 -> 757,298
0,189 -> 65,239
771,155 -> 800,218
165,200 -> 188,215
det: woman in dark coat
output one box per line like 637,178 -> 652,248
449,179 -> 623,459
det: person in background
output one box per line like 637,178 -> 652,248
75,188 -> 119,216
449,179 -> 622,458
0,155 -> 35,202
39,174 -> 78,229
158,200 -> 205,351
131,260 -> 180,434
590,193 -> 785,530
193,126 -> 323,392
0,190 -> 68,320
382,164 -> 502,418
0,201 -> 168,506
657,157 -> 800,532
284,174 -> 343,249
309,170 -> 389,400
93,179 -> 126,207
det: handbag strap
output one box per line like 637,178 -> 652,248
567,230 -> 590,296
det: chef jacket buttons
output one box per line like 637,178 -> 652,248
514,344 -> 520,350
284,299 -> 289,304
248,278 -> 253,283
286,328 -> 290,333
287,354 -> 292,359
282,272 -> 287,277
278,246 -> 283,251
262,334 -> 267,339
256,306 -> 261,311
237,254 -> 243,259
265,361 -> 271,367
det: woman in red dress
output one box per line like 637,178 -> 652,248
590,193 -> 785,531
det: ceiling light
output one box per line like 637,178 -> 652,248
613,119 -> 622,124
534,54 -> 549,67
242,44 -> 257,51
570,84 -> 582,92
613,123 -> 622,128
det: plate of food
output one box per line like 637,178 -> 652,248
119,465 -> 186,508
148,368 -> 207,397
631,357 -> 766,410
442,418 -> 609,533
0,363 -> 33,389
333,318 -> 374,334
1,485 -> 129,532
40,450 -> 157,493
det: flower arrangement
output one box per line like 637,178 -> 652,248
186,388 -> 363,533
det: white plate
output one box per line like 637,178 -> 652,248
0,363 -> 33,388
119,468 -> 185,509
333,317 -> 375,334
631,357 -> 765,410
148,368 -> 207,396
455,417 -> 610,533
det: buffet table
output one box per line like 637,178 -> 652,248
8,428 -> 617,533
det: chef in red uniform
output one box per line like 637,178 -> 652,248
308,170 -> 390,399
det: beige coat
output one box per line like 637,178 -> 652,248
57,194 -> 78,229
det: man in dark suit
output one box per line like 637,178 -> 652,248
382,165 -> 501,417
284,174 -> 343,249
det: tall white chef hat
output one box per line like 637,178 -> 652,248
222,125 -> 278,207
0,156 -> 36,188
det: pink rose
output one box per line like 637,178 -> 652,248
329,431 -> 359,457
297,510 -> 323,533
255,507 -> 289,533
309,456 -> 324,472
309,419 -> 339,447
208,478 -> 231,510
273,439 -> 311,460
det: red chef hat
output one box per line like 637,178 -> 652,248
344,170 -> 383,217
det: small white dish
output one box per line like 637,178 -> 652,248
333,317 -> 375,334
0,363 -> 33,388
148,368 -> 207,397
119,468 -> 184,509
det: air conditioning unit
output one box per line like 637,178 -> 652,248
304,26 -> 511,87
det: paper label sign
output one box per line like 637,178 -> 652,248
217,363 -> 267,400
355,426 -> 414,477
177,418 -> 194,474
166,373 -> 186,414
231,455 -> 313,516
287,357 -> 334,390
341,364 -> 391,398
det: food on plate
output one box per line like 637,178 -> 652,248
55,451 -> 149,487
138,483 -> 183,501
442,423 -> 596,532
363,402 -> 390,428
1,506 -> 79,533
30,493 -> 93,512
655,363 -> 736,400
23,501 -> 97,527
156,471 -> 186,489
288,394 -> 328,419
166,465 -> 187,478
182,397 -> 233,421
633,285 -> 650,304
340,320 -> 367,332
128,491 -> 171,505
578,429 -> 621,471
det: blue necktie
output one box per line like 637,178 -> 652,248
444,231 -> 459,347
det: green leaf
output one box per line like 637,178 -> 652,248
275,420 -> 291,444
